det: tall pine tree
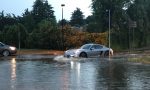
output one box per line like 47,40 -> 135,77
32,0 -> 56,24
70,8 -> 85,27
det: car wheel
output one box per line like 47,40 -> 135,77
79,52 -> 87,58
2,50 -> 10,56
100,51 -> 103,56
104,51 -> 109,57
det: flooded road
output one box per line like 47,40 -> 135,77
0,56 -> 150,90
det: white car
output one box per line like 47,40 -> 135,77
64,43 -> 113,58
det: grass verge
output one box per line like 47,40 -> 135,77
128,56 -> 150,64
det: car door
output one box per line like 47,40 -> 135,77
89,45 -> 100,57
93,45 -> 103,57
0,43 -> 4,53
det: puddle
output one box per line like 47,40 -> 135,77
0,56 -> 150,90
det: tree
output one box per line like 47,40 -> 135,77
3,23 -> 27,48
91,0 -> 135,49
58,19 -> 69,26
43,0 -> 55,20
26,20 -> 58,49
0,11 -> 4,31
22,9 -> 35,33
91,0 -> 131,32
127,0 -> 150,47
91,0 -> 150,49
70,8 -> 85,27
32,0 -> 56,24
86,15 -> 100,33
0,11 -> 18,31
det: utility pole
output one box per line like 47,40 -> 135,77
61,4 -> 65,50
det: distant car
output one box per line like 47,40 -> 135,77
0,42 -> 17,56
64,43 -> 113,58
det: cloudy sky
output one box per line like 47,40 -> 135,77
0,0 -> 92,21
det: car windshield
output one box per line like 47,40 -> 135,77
92,45 -> 103,49
0,42 -> 5,46
80,44 -> 92,49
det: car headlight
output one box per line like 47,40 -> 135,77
75,50 -> 80,54
9,47 -> 16,50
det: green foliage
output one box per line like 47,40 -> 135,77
22,9 -> 35,33
91,0 -> 131,32
26,20 -> 58,49
86,15 -> 100,33
32,0 -> 56,24
1,0 -> 150,51
0,11 -> 18,31
27,20 -> 56,48
3,23 -> 27,47
70,8 -> 85,27
58,19 -> 69,26
127,0 -> 150,47
91,0 -> 150,50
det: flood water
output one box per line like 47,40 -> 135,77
0,55 -> 150,90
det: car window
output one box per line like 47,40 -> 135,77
0,42 -> 5,47
81,44 -> 91,49
0,43 -> 3,47
93,45 -> 103,49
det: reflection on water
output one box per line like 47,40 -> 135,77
126,63 -> 150,90
11,58 -> 16,80
96,60 -> 128,90
70,61 -> 81,89
10,58 -> 16,89
0,56 -> 150,90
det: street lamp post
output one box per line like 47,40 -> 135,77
61,4 -> 65,50
129,21 -> 137,53
109,10 -> 111,50
107,9 -> 111,58
61,4 -> 65,24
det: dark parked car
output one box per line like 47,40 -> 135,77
0,42 -> 17,56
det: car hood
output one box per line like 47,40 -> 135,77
66,49 -> 80,53
4,45 -> 17,50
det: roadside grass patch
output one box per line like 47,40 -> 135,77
128,56 -> 150,64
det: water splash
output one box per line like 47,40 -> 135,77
53,55 -> 87,62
